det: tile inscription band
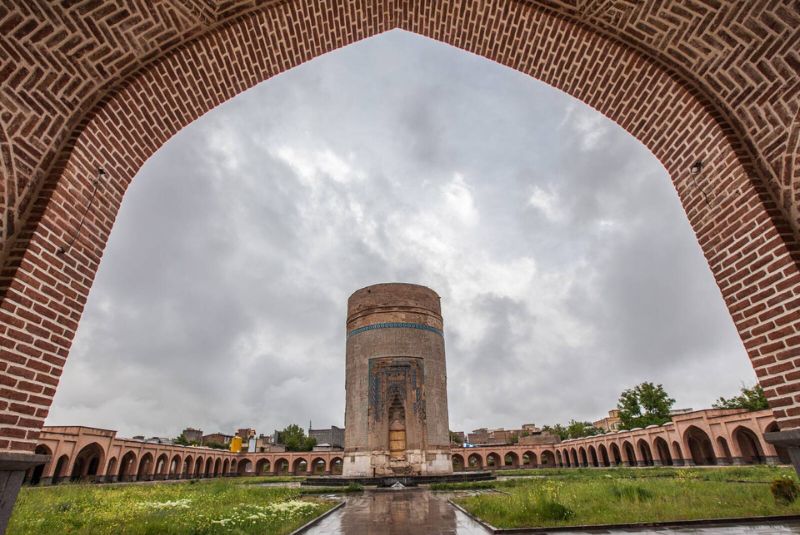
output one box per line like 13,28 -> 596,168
347,322 -> 443,338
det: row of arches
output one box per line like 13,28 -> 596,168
25,443 -> 344,485
451,425 -> 788,471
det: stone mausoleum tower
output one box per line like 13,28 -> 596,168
343,283 -> 452,477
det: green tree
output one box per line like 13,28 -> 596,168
617,382 -> 675,429
565,420 -> 601,439
204,441 -> 228,450
277,424 -> 317,452
173,434 -> 198,446
542,424 -> 568,440
713,384 -> 769,411
449,431 -> 463,445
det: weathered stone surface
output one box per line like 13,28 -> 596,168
344,283 -> 451,476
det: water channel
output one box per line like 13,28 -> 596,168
303,489 -> 800,535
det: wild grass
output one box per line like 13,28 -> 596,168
8,479 -> 336,535
454,466 -> 800,528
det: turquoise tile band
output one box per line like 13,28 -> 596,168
347,322 -> 443,338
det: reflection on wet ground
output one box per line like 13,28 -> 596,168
306,489 -> 486,535
304,489 -> 800,534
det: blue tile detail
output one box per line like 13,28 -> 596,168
347,322 -> 443,338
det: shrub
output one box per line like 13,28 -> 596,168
345,483 -> 364,493
536,499 -> 574,521
771,476 -> 800,505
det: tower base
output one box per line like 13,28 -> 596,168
342,449 -> 452,477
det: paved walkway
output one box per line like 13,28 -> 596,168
306,489 -> 485,535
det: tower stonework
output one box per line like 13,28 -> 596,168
343,283 -> 452,477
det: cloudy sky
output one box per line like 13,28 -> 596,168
47,30 -> 755,439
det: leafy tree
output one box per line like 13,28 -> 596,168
617,382 -> 675,429
276,424 -> 317,452
713,384 -> 769,411
449,431 -> 464,445
542,424 -> 568,440
204,441 -> 228,450
565,420 -> 602,439
542,422 -> 600,440
174,434 -> 199,446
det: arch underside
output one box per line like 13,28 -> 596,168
0,0 -> 798,464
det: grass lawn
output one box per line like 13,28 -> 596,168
8,479 -> 337,535
451,466 -> 800,529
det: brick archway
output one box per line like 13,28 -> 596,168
1,1 -> 799,529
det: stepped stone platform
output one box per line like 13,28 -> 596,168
302,471 -> 495,487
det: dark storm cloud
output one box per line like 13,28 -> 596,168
47,30 -> 754,439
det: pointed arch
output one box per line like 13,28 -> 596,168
169,454 -> 181,479
137,452 -> 154,481
292,457 -> 309,475
733,426 -> 766,464
25,445 -> 52,485
330,457 -> 344,475
597,444 -> 610,467
622,441 -> 637,467
193,457 -> 203,477
119,451 -> 137,482
685,426 -> 716,466
182,455 -> 193,477
637,439 -> 654,467
588,445 -> 599,467
311,457 -> 326,474
610,443 -> 622,466
467,453 -> 483,470
70,442 -> 105,482
452,453 -> 465,471
155,453 -> 169,479
654,437 -> 672,466
274,458 -> 289,475
503,451 -> 519,468
256,458 -> 271,475
238,458 -> 253,476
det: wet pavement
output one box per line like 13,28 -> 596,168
303,489 -> 800,534
305,489 -> 486,535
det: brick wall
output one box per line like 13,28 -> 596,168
1,1 -> 799,453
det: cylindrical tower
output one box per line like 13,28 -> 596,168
343,283 -> 452,477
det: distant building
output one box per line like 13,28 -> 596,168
236,428 -> 256,440
308,425 -> 344,449
593,410 -> 621,432
467,428 -> 519,446
255,434 -> 283,452
182,428 -> 203,443
518,430 -> 560,446
593,408 -> 696,432
521,423 -> 540,434
202,433 -> 233,446
236,428 -> 257,451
